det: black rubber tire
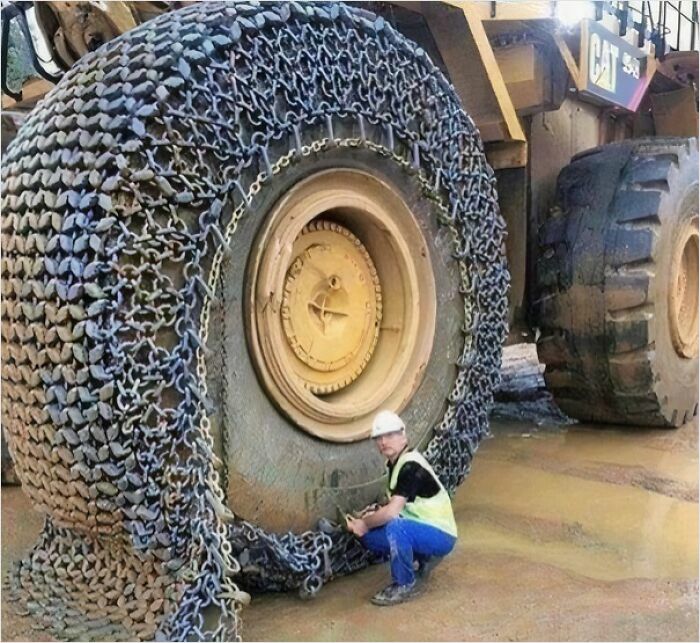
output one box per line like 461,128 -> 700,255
210,143 -> 464,531
1,3 -> 508,639
533,138 -> 699,427
1,1 -> 506,537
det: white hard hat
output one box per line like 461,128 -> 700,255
371,410 -> 405,438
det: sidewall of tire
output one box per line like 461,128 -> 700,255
648,163 -> 699,423
536,139 -> 699,427
210,139 -> 464,531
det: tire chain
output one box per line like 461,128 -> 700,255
1,1 -> 509,640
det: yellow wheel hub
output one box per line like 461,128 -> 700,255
669,215 -> 699,359
246,168 -> 436,442
281,221 -> 381,394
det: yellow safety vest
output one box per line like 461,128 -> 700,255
387,450 -> 458,537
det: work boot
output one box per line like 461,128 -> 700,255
370,582 -> 419,606
415,555 -> 444,583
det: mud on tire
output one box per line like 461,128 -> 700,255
534,138 -> 699,427
1,1 -> 509,640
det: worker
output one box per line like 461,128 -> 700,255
346,410 -> 458,606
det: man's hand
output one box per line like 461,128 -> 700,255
358,502 -> 381,519
346,515 -> 368,538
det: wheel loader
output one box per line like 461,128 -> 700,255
1,1 -> 697,640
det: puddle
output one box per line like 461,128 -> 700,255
465,419 -> 698,581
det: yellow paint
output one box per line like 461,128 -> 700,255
461,4 -> 527,143
554,32 -> 583,89
444,1 -> 556,22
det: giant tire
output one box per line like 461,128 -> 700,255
1,1 -> 508,639
534,138 -> 698,427
211,144 -> 466,531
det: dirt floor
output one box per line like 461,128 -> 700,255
2,345 -> 699,641
3,416 -> 698,642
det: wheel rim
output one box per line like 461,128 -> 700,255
669,215 -> 699,359
246,168 -> 437,442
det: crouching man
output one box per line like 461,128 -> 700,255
346,410 -> 458,606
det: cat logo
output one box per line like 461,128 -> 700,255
589,32 -> 619,92
581,19 -> 648,110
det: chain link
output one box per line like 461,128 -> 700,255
1,1 -> 509,640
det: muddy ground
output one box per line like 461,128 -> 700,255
2,345 -> 699,641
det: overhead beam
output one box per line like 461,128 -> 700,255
444,0 -> 556,22
418,1 -> 526,149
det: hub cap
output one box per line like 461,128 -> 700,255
246,169 -> 436,442
281,221 -> 381,394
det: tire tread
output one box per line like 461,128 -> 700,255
534,137 -> 698,427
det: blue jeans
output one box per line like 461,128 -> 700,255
361,517 -> 456,586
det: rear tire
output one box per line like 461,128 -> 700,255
534,138 -> 699,427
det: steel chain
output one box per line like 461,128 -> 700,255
1,1 -> 508,640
